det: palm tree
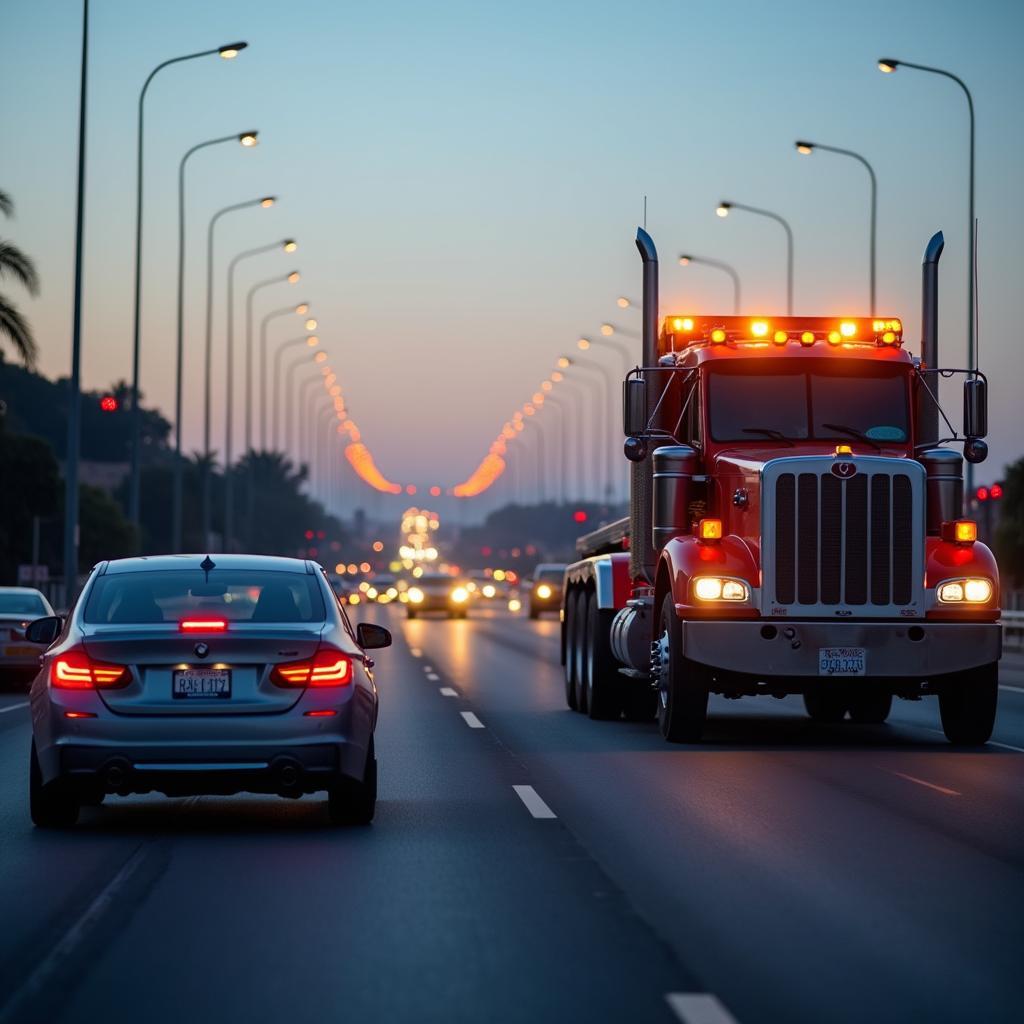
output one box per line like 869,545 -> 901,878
0,188 -> 39,366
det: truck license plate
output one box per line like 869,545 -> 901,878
818,647 -> 866,676
173,668 -> 231,699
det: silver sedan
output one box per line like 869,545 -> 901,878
0,586 -> 55,676
26,554 -> 389,827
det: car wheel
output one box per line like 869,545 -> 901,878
564,589 -> 579,710
939,662 -> 998,745
654,593 -> 709,742
529,607 -> 539,620
803,687 -> 848,723
573,591 -> 591,714
847,689 -> 892,724
327,737 -> 377,825
407,610 -> 417,619
585,593 -> 619,720
30,740 -> 79,828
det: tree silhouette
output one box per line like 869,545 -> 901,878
0,189 -> 39,366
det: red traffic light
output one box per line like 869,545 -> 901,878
976,487 -> 989,502
572,509 -> 588,524
100,395 -> 118,412
991,483 -> 1003,500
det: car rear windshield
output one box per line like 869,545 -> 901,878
0,593 -> 47,615
708,362 -> 910,444
83,570 -> 326,624
535,568 -> 563,583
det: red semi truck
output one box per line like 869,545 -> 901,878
561,228 -> 1001,744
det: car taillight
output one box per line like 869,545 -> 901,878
271,648 -> 352,688
51,649 -> 131,689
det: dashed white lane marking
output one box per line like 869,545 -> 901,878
422,665 -> 433,673
0,701 -> 29,715
665,993 -> 739,1024
460,711 -> 485,729
426,674 -> 440,682
439,687 -> 458,697
886,770 -> 961,796
512,785 -> 556,819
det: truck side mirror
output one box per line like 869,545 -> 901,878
963,378 -> 987,439
623,378 -> 647,437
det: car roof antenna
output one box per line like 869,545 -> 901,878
200,555 -> 216,581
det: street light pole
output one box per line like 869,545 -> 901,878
297,374 -> 323,467
521,417 -> 546,504
173,132 -> 256,553
128,40 -> 247,529
716,201 -> 794,314
259,303 -> 307,450
578,334 -> 632,376
795,141 -> 877,314
273,337 -> 317,449
64,0 -> 89,604
201,196 -> 275,547
543,393 -> 569,505
224,239 -> 294,548
244,275 -> 296,455
677,254 -> 742,314
282,351 -> 314,454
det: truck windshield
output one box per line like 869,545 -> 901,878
708,363 -> 909,444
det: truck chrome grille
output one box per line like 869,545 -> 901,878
763,458 -> 924,617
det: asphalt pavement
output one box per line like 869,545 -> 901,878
0,609 -> 1021,1023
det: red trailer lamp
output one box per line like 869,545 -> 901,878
941,520 -> 978,545
692,576 -> 750,602
936,578 -> 993,604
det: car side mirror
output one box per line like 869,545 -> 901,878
623,377 -> 647,437
964,378 -> 987,440
356,622 -> 392,650
26,615 -> 62,646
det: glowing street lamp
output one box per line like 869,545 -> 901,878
715,199 -> 794,314
677,253 -> 742,314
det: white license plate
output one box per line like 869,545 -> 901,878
818,647 -> 866,676
173,668 -> 231,699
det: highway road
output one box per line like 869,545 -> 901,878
0,609 -> 1022,1023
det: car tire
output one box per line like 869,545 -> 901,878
803,688 -> 848,723
407,610 -> 417,619
655,593 -> 710,742
585,594 -> 619,720
327,738 -> 377,825
564,590 -> 579,710
573,591 -> 591,714
30,740 -> 79,828
529,607 -> 539,620
939,662 -> 998,745
847,689 -> 892,724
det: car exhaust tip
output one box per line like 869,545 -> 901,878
273,758 -> 303,795
104,760 -> 130,792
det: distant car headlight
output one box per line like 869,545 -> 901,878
408,587 -> 424,604
451,586 -> 469,604
937,577 -> 993,604
482,584 -> 496,598
692,577 -> 749,602
535,584 -> 553,600
508,598 -> 522,613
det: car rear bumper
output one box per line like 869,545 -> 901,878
680,619 -> 1002,679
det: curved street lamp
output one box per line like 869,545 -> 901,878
273,336 -> 318,450
677,254 -> 742,314
716,200 -> 794,314
245,273 -> 298,455
260,303 -> 310,450
172,131 -> 258,553
795,141 -> 877,314
200,195 -> 275,546
128,41 -> 248,528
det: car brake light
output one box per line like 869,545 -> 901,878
271,648 -> 352,688
180,619 -> 228,632
51,649 -> 131,689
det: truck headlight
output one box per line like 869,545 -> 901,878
692,577 -> 749,602
408,587 -> 424,604
936,577 -> 993,604
536,584 -> 552,600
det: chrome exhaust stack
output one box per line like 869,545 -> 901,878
918,230 -> 944,447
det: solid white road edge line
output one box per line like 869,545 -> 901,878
460,711 -> 485,729
665,992 -> 740,1024
512,785 -> 556,819
0,701 -> 29,715
885,769 -> 961,796
439,687 -> 458,697
920,724 -> 1024,754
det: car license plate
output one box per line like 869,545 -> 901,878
173,667 -> 231,699
818,647 -> 866,676
4,645 -> 38,657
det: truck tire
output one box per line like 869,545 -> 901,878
573,591 -> 590,714
655,593 -> 709,742
939,662 -> 998,745
848,689 -> 892,724
30,740 -> 79,828
563,590 -> 579,710
585,593 -> 619,720
803,688 -> 848,723
622,685 -> 658,722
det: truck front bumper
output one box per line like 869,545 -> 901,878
680,619 -> 1001,678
